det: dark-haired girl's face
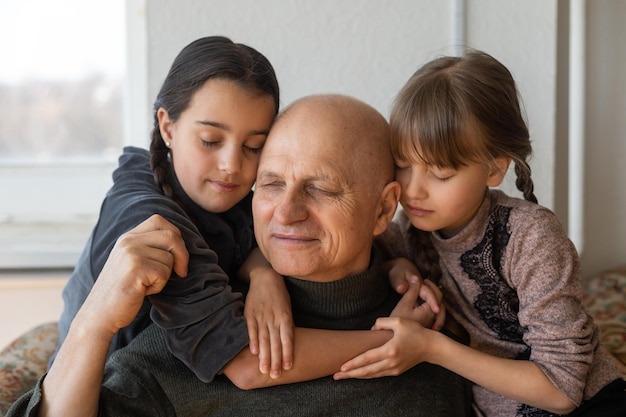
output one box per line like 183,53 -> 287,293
158,79 -> 276,213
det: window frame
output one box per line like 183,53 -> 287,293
0,0 -> 149,269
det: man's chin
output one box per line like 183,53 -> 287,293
267,259 -> 314,280
272,266 -> 309,279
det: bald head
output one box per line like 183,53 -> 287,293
252,94 -> 400,282
273,94 -> 395,188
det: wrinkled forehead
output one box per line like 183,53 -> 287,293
264,106 -> 353,159
260,135 -> 352,184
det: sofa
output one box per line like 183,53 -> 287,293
1,267 -> 625,416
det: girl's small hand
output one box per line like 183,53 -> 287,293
385,258 -> 443,326
244,269 -> 294,379
385,257 -> 422,294
333,317 -> 431,380
388,277 -> 446,330
419,279 -> 446,330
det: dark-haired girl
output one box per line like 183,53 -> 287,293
52,35 -> 287,383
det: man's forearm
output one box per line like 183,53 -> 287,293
37,312 -> 112,417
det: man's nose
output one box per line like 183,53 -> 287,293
274,188 -> 308,224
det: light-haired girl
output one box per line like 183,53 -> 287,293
335,50 -> 626,416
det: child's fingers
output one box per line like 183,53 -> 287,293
418,281 -> 441,314
422,280 -> 445,330
432,304 -> 446,331
267,325 -> 283,379
397,279 -> 422,310
334,347 -> 390,379
245,319 -> 260,356
256,327 -> 271,375
336,318 -> 402,379
280,323 -> 294,371
389,272 -> 409,294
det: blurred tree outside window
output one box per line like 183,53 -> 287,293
0,0 -> 127,268
0,0 -> 125,162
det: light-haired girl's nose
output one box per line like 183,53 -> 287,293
404,175 -> 428,200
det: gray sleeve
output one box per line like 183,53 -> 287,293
148,218 -> 249,382
4,375 -> 45,417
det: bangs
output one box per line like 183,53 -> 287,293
390,72 -> 489,169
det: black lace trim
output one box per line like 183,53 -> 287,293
460,206 -> 526,345
516,403 -> 562,417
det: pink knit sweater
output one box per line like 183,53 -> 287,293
382,189 -> 622,417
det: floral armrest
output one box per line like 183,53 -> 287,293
583,265 -> 626,375
0,322 -> 58,417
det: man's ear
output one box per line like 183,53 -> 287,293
373,181 -> 401,237
486,157 -> 511,187
157,108 -> 174,144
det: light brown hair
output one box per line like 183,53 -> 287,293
390,50 -> 537,282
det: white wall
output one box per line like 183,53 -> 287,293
139,0 -> 626,279
142,0 -> 561,204
581,0 -> 626,278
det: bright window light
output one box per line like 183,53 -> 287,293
0,0 -> 126,162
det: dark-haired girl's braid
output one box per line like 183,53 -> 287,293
149,123 -> 175,198
149,124 -> 202,229
407,226 -> 442,284
514,160 -> 538,204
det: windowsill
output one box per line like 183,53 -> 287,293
0,222 -> 93,269
0,269 -> 71,288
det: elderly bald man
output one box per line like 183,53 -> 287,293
8,95 -> 471,417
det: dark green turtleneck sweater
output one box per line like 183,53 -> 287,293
283,251 -> 400,331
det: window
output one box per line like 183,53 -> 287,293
0,0 -> 143,269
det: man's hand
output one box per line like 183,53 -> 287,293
39,214 -> 189,417
80,214 -> 189,336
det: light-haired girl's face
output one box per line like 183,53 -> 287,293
395,157 -> 493,238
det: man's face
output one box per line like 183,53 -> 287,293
252,108 -> 383,282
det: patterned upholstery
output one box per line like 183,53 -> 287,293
0,322 -> 58,417
0,268 -> 625,416
583,265 -> 626,375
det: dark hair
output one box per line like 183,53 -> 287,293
150,36 -> 280,198
390,49 -> 536,282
